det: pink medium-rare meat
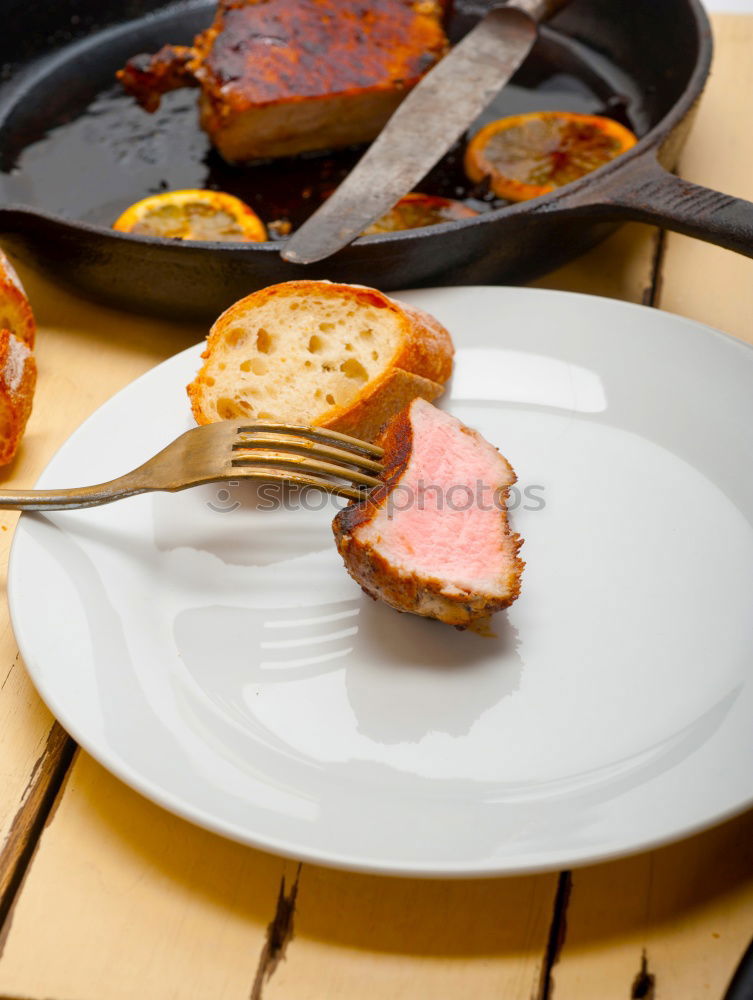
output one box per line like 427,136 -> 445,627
332,398 -> 524,627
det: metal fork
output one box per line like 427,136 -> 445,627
0,421 -> 384,511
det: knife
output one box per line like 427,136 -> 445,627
281,0 -> 570,265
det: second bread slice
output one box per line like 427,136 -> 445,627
187,281 -> 454,441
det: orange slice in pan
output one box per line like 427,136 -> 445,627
364,193 -> 478,234
464,111 -> 638,203
113,189 -> 267,242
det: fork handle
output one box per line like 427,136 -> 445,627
0,473 -> 155,511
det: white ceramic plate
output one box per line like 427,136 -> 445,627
9,287 -> 753,877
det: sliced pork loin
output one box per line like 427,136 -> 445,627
333,398 -> 524,627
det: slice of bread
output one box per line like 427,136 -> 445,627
0,329 -> 36,465
187,281 -> 454,441
0,251 -> 36,465
0,251 -> 35,348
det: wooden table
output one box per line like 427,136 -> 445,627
0,15 -> 751,998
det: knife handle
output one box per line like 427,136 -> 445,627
508,0 -> 570,23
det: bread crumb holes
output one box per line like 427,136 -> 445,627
340,359 -> 367,382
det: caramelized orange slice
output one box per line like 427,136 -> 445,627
113,189 -> 267,242
464,111 -> 638,202
364,193 -> 478,234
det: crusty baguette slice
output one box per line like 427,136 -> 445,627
0,329 -> 36,466
0,252 -> 35,348
187,280 -> 454,441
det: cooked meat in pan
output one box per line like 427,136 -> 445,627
118,0 -> 449,162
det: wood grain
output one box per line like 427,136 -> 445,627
0,723 -> 74,931
0,268 -> 206,965
0,14 -> 751,1000
532,223 -> 661,305
549,812 -> 753,1000
658,16 -> 753,346
263,865 -> 559,1000
0,755 -> 289,1000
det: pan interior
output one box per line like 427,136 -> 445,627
0,0 -> 697,235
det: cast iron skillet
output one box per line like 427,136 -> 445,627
0,0 -> 751,320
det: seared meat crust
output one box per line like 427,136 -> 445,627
118,0 -> 448,161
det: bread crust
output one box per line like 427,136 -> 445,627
0,252 -> 35,348
0,251 -> 36,465
0,330 -> 36,466
322,367 -> 444,442
333,401 -> 524,627
187,280 -> 454,440
388,297 -> 455,384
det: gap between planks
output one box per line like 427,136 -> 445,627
0,725 -> 76,948
250,865 -> 302,1000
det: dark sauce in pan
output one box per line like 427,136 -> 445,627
0,8 -> 647,237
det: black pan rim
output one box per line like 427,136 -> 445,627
0,0 -> 712,255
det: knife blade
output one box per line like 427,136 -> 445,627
281,0 -> 568,265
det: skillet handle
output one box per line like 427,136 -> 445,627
555,154 -> 753,258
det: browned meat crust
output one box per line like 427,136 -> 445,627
117,0 -> 448,161
194,0 -> 446,105
333,404 -> 524,628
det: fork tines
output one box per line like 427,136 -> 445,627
237,421 -> 384,457
230,422 -> 385,499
